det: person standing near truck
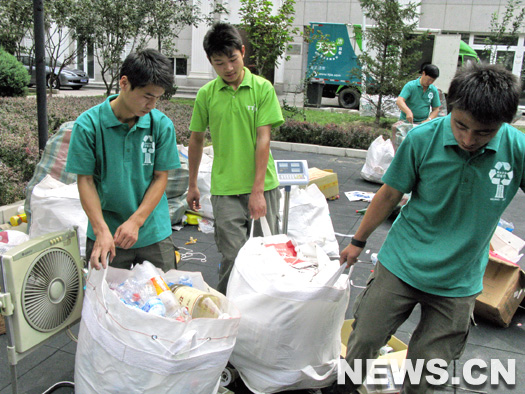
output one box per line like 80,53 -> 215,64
186,22 -> 284,294
396,63 -> 441,124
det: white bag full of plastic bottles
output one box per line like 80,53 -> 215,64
226,217 -> 350,393
75,266 -> 240,394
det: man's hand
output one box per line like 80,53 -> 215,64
114,219 -> 140,249
339,243 -> 363,268
405,110 -> 414,124
248,191 -> 266,220
186,185 -> 201,211
90,230 -> 115,270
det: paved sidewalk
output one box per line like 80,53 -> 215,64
1,145 -> 524,394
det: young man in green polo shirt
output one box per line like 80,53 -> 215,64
187,22 -> 284,294
66,49 -> 180,272
396,63 -> 441,124
329,64 -> 525,393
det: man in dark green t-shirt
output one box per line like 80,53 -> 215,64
66,49 -> 180,272
327,64 -> 525,394
187,23 -> 284,294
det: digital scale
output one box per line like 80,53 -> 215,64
274,160 -> 309,234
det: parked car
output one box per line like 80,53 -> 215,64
18,55 -> 89,90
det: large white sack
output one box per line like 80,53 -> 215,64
360,136 -> 395,184
75,267 -> 240,394
227,218 -> 350,393
281,184 -> 339,257
29,175 -> 88,256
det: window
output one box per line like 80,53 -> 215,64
175,58 -> 187,76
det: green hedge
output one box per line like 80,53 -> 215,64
274,119 -> 387,150
0,47 -> 30,97
0,96 -> 388,205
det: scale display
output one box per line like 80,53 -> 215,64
274,160 -> 309,186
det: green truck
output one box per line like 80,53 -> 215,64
306,22 -> 480,109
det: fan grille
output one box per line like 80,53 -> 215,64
22,248 -> 81,332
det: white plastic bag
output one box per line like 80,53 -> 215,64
360,136 -> 395,184
227,218 -> 350,393
29,175 -> 88,256
0,230 -> 30,255
75,266 -> 240,394
282,184 -> 339,257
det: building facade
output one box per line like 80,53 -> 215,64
77,0 -> 525,94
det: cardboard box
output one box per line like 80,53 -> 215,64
475,255 -> 525,327
341,319 -> 407,394
308,168 -> 339,200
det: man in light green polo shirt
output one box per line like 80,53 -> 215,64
329,64 -> 525,394
66,49 -> 180,272
187,22 -> 284,294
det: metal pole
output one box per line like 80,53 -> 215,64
282,185 -> 291,234
361,13 -> 367,95
33,0 -> 48,154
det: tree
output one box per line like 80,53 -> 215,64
0,0 -> 34,57
239,0 -> 299,81
484,0 -> 525,69
358,0 -> 426,124
140,0 -> 226,56
84,0 -> 145,96
44,0 -> 93,95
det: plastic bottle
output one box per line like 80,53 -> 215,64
9,213 -> 27,226
115,281 -> 142,308
142,297 -> 167,317
498,218 -> 514,232
379,345 -> 394,356
178,275 -> 193,287
170,284 -> 223,318
133,261 -> 180,316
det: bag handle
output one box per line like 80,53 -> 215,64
249,216 -> 273,239
300,364 -> 337,381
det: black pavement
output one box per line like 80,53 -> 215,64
1,146 -> 524,394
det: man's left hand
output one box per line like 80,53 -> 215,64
113,220 -> 140,249
249,191 -> 267,220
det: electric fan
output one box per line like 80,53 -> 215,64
0,227 -> 84,394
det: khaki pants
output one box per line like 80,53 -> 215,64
211,187 -> 281,294
342,261 -> 478,394
86,236 -> 176,273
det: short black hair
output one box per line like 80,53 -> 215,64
448,63 -> 520,124
203,22 -> 244,59
422,64 -> 439,79
120,48 -> 173,91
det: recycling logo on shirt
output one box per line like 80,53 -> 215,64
489,162 -> 513,200
141,135 -> 155,165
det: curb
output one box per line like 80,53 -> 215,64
270,141 -> 367,159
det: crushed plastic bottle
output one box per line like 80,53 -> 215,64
133,261 -> 180,316
379,345 -> 394,356
498,218 -> 514,232
178,274 -> 193,287
142,297 -> 166,317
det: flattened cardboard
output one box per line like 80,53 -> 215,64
475,255 -> 525,327
308,168 -> 339,199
